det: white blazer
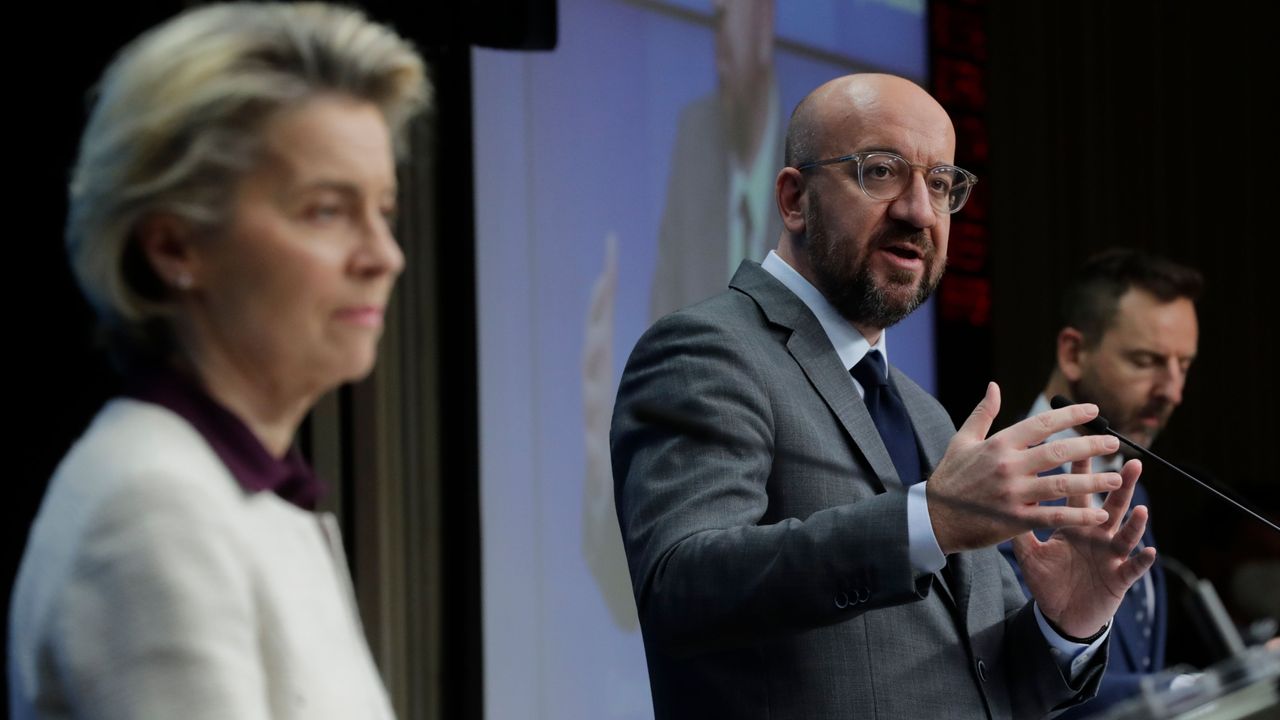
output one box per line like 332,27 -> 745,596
8,399 -> 396,719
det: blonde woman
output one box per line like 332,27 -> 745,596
8,4 -> 429,718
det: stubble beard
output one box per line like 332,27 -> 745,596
803,192 -> 944,330
1071,373 -> 1171,451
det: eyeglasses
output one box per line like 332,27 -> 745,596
794,151 -> 978,214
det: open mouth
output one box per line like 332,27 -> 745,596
881,244 -> 924,261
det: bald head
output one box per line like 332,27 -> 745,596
785,74 -> 955,168
774,73 -> 958,336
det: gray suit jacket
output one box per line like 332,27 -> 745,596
611,261 -> 1105,719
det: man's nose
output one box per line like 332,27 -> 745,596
1154,361 -> 1186,406
888,172 -> 938,229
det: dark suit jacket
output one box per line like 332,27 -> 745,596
1000,471 -> 1167,719
612,261 -> 1105,719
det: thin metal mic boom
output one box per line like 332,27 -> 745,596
1049,395 -> 1278,533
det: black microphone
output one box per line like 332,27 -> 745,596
1160,555 -> 1249,660
1049,394 -> 1278,533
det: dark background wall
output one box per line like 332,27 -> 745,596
8,4 -> 174,691
982,1 -> 1278,658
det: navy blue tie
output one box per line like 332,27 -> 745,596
851,351 -> 923,487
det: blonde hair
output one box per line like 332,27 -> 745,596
66,2 -> 430,366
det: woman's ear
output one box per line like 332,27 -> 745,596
136,214 -> 198,291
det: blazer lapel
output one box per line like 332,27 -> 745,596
731,262 -> 968,614
730,262 -> 902,492
895,370 -> 973,616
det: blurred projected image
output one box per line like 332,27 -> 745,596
649,0 -> 781,319
476,0 -> 927,715
581,0 -> 779,631
583,231 -> 632,628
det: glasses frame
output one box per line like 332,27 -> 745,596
794,151 -> 979,214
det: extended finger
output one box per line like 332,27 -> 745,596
1022,471 -> 1122,504
1024,435 -> 1121,476
1066,491 -> 1090,509
1025,503 -> 1109,530
955,382 -> 1001,443
997,402 -> 1101,449
1120,458 -> 1143,484
1100,460 -> 1142,532
1065,457 -> 1093,508
1115,546 -> 1157,588
1110,504 -> 1150,556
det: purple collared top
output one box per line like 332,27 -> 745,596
123,365 -> 325,510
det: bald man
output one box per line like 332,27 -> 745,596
611,74 -> 1156,719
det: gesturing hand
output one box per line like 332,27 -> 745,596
927,382 -> 1124,554
1013,458 -> 1157,639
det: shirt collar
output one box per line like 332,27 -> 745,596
123,365 -> 324,510
761,249 -> 886,374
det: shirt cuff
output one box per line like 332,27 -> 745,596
1034,603 -> 1110,679
907,482 -> 946,574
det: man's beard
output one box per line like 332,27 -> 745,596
803,192 -> 944,329
1070,375 -> 1172,451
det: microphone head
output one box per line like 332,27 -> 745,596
1049,394 -> 1110,434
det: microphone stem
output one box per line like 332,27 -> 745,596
1110,430 -> 1279,533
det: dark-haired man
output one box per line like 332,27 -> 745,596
1003,248 -> 1201,717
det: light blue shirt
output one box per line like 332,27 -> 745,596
760,250 -> 1106,674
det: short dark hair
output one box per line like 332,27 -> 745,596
1061,248 -> 1203,346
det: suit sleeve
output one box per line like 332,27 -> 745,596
995,545 -> 1109,718
995,473 -> 1114,716
998,539 -> 1033,600
52,474 -> 271,720
611,312 -> 930,654
1052,672 -> 1144,719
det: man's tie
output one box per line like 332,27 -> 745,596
851,351 -> 923,487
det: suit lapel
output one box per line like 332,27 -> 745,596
730,262 -> 902,492
732,262 -> 972,615
895,370 -> 973,617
